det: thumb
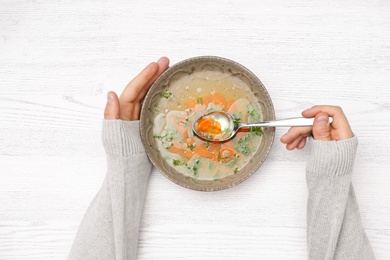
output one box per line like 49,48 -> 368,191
312,113 -> 331,141
104,91 -> 120,119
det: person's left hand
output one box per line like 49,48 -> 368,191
104,57 -> 170,121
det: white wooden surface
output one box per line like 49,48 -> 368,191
1,0 -> 390,259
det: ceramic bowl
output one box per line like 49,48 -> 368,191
140,56 -> 275,191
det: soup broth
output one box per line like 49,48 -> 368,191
152,70 -> 263,180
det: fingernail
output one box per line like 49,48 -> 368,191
316,116 -> 329,126
107,92 -> 113,104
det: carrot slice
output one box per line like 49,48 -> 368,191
185,99 -> 197,108
202,92 -> 228,110
168,146 -> 194,160
193,143 -> 221,162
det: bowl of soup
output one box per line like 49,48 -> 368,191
140,56 -> 275,191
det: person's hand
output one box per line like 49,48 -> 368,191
280,105 -> 354,150
104,57 -> 170,121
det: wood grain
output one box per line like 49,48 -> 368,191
1,0 -> 390,259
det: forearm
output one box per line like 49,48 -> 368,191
68,120 -> 152,260
306,137 -> 374,259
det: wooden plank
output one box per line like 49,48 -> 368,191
1,0 -> 389,259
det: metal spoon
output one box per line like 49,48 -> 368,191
192,111 -> 333,142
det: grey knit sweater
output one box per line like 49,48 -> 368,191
68,120 -> 375,260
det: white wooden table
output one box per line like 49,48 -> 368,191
1,0 -> 389,259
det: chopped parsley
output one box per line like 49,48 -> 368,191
192,159 -> 200,176
154,129 -> 178,150
173,159 -> 187,166
237,135 -> 252,156
153,133 -> 167,139
187,143 -> 196,150
240,146 -> 250,155
161,89 -> 173,99
233,117 -> 241,125
247,103 -> 260,121
197,98 -> 204,105
250,127 -> 263,136
247,103 -> 255,116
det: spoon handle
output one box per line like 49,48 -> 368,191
240,117 -> 333,128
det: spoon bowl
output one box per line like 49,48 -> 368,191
193,111 -> 333,142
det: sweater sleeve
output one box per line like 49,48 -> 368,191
306,136 -> 375,260
68,120 -> 152,260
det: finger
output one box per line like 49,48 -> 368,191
280,126 -> 312,144
119,62 -> 159,103
157,56 -> 170,66
302,105 -> 347,126
118,62 -> 159,120
286,136 -> 303,150
129,103 -> 141,120
156,56 -> 170,77
312,113 -> 332,141
302,105 -> 342,117
104,91 -> 120,119
137,57 -> 170,101
297,137 -> 307,149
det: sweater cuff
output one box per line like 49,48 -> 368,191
102,120 -> 146,156
307,136 -> 358,178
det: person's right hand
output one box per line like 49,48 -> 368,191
280,106 -> 354,150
